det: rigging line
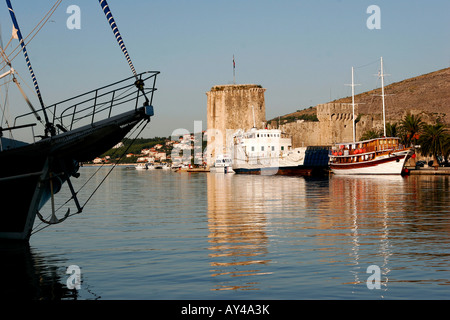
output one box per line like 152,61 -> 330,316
79,120 -> 150,211
354,58 -> 381,70
6,0 -> 50,128
98,0 -> 138,78
0,73 -> 12,128
71,119 -> 146,194
5,0 -> 62,65
0,82 -> 8,125
44,118 -> 148,218
31,119 -> 150,235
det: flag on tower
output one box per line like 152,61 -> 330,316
233,55 -> 236,84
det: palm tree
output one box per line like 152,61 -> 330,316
361,129 -> 381,141
443,135 -> 450,165
418,123 -> 449,168
386,122 -> 399,138
400,114 -> 424,147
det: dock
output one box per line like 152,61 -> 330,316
406,167 -> 450,175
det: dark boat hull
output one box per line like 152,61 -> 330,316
232,165 -> 328,176
0,106 -> 151,241
233,146 -> 331,176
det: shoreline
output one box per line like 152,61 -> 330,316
81,164 -> 450,175
406,167 -> 450,175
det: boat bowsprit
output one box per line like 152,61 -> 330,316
0,0 -> 160,241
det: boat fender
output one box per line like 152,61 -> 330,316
145,105 -> 154,117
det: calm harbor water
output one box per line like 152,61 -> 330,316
2,167 -> 449,300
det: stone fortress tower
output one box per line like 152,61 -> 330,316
206,84 -> 266,165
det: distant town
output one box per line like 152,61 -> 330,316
88,133 -> 208,166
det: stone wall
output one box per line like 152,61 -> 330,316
276,103 -> 385,148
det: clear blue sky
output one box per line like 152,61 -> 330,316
2,0 -> 450,138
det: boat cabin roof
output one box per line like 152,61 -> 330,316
334,137 -> 400,147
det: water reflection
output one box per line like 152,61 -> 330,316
207,174 -> 272,291
206,174 -> 318,292
21,168 -> 450,299
329,176 -> 407,295
0,242 -> 79,300
206,173 -> 450,297
329,175 -> 450,296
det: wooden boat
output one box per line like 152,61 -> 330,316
329,58 -> 414,175
329,137 -> 413,175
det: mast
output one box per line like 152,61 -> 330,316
351,67 -> 356,143
346,66 -> 360,143
251,105 -> 256,128
6,0 -> 54,135
380,57 -> 386,137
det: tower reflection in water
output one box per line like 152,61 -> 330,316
207,173 -> 272,291
206,173 -> 309,292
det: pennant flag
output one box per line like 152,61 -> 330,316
11,25 -> 18,39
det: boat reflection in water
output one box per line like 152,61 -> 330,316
328,175 -> 408,295
206,171 -> 448,297
206,173 -> 309,292
0,243 -> 82,300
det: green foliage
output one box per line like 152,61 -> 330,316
274,113 -> 319,124
100,137 -> 170,160
386,123 -> 399,138
400,114 -> 424,146
360,129 -> 382,141
418,123 -> 450,166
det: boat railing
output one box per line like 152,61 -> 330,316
13,71 -> 159,136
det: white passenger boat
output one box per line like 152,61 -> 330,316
232,128 -> 329,176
